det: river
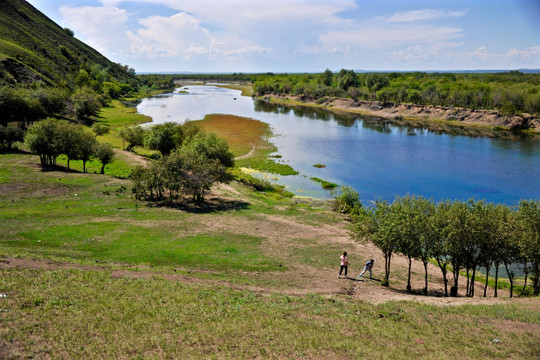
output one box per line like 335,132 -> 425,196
137,85 -> 540,204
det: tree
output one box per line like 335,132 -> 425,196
58,122 -> 83,170
0,125 -> 24,152
393,195 -> 422,292
351,199 -> 397,286
94,142 -> 115,174
429,200 -> 452,297
321,69 -> 333,86
144,122 -> 183,156
119,126 -> 145,151
75,130 -> 97,173
25,118 -> 63,167
70,86 -> 104,121
182,132 -> 234,168
445,200 -> 474,297
517,200 -> 540,295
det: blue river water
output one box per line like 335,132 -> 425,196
137,85 -> 540,204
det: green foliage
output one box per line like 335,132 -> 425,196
70,86 -> 104,120
132,130 -> 234,202
348,196 -> 540,297
249,70 -> 540,117
310,177 -> 337,190
93,142 -> 115,174
63,27 -> 74,37
0,124 -> 23,151
181,131 -> 235,168
143,122 -> 184,156
24,117 -> 63,167
330,186 -> 363,216
118,126 -> 146,151
91,122 -> 110,136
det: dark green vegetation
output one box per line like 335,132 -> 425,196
332,187 -> 540,297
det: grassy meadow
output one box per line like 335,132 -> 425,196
1,99 -> 539,359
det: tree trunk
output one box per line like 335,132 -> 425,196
483,265 -> 490,297
469,267 -> 476,297
67,157 -> 71,170
494,261 -> 500,298
423,260 -> 428,295
83,160 -> 87,173
451,263 -> 460,297
100,164 -> 105,174
466,267 -> 470,297
407,256 -> 412,292
504,262 -> 514,298
521,269 -> 529,296
436,259 -> 449,297
533,261 -> 540,296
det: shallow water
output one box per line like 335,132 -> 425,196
137,86 -> 540,203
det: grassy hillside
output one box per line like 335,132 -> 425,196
0,0 -> 136,87
1,151 -> 539,359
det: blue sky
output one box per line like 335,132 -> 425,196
27,0 -> 540,73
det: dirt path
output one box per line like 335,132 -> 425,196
114,149 -> 149,166
2,253 -> 532,307
234,145 -> 256,160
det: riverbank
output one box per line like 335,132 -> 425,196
262,94 -> 540,137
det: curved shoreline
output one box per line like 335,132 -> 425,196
261,94 -> 540,139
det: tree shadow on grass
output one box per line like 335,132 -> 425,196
388,286 -> 449,298
151,196 -> 250,213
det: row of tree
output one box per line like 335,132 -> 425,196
130,123 -> 234,202
332,188 -> 540,297
25,118 -> 115,174
251,70 -> 540,116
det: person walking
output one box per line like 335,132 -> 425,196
358,259 -> 374,279
338,251 -> 349,279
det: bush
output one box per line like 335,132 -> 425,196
91,123 -> 110,136
330,186 -> 363,215
0,125 -> 24,152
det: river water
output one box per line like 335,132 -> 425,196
137,85 -> 540,204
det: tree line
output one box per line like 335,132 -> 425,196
24,118 -> 115,174
332,187 -> 540,297
251,70 -> 540,117
0,62 -> 175,153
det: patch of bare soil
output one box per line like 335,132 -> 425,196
114,149 -> 149,167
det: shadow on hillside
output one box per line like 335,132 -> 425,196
390,286 -> 449,298
153,197 -> 250,213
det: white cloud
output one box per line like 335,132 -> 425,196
320,26 -> 463,49
386,9 -> 468,23
59,5 -> 130,56
469,46 -> 540,64
126,12 -> 214,59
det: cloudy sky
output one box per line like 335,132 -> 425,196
27,0 -> 540,73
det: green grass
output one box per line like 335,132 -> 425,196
310,177 -> 338,190
96,100 -> 151,127
1,268 -> 538,359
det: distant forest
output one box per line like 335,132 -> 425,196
172,70 -> 540,116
